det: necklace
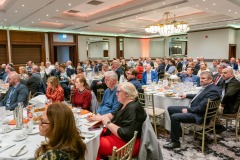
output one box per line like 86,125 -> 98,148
78,88 -> 85,94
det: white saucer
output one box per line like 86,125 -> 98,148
27,129 -> 39,135
13,136 -> 27,142
9,147 -> 28,157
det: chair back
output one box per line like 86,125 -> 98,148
203,99 -> 221,126
110,131 -> 138,160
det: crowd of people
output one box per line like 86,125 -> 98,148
0,56 -> 240,159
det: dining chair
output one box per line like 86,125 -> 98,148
138,92 -> 165,136
182,99 -> 220,153
221,105 -> 240,142
110,131 -> 138,160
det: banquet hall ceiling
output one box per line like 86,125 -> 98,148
0,0 -> 240,37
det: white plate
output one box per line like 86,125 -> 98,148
81,132 -> 95,138
9,147 -> 28,157
0,128 -> 12,134
27,128 -> 39,135
13,136 -> 27,142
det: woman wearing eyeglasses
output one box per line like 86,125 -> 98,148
46,76 -> 64,103
35,103 -> 86,160
88,82 -> 146,160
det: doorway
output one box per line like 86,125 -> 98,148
229,44 -> 236,59
53,46 -> 75,64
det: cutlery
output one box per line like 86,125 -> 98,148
11,144 -> 26,156
0,144 -> 16,153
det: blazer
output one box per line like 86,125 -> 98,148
2,72 -> 8,82
50,69 -> 61,77
229,63 -> 238,70
141,70 -> 158,85
0,83 -> 29,110
186,83 -> 221,124
25,72 -> 42,95
178,74 -> 200,87
221,77 -> 240,114
213,73 -> 225,92
115,67 -> 123,81
176,62 -> 183,72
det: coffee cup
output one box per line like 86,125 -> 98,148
15,131 -> 25,140
3,125 -> 11,132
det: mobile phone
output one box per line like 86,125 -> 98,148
88,126 -> 101,131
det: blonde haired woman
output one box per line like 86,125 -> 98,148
46,76 -> 64,102
19,66 -> 29,80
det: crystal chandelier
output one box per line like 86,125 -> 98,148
145,12 -> 190,36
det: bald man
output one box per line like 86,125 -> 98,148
0,72 -> 28,110
221,68 -> 240,114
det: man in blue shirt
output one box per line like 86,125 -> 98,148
97,71 -> 120,115
178,67 -> 200,86
126,69 -> 142,90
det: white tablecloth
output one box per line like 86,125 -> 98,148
0,110 -> 102,160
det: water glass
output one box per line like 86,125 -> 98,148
163,80 -> 169,87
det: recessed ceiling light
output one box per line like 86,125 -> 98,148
140,8 -> 143,11
213,3 -> 216,6
56,21 -> 58,22
68,3 -> 71,6
38,18 -> 40,20
196,4 -> 199,7
163,2 -> 165,5
56,9 -> 59,12
228,10 -> 231,12
4,19 -> 7,21
46,14 -> 49,16
206,8 -> 208,10
15,10 -> 18,13
32,22 -> 34,24
235,12 -> 238,14
176,6 -> 178,8
203,0 -> 206,2
22,4 -> 24,7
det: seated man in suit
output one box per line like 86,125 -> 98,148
213,63 -> 227,92
221,67 -> 240,114
97,71 -> 120,115
0,72 -> 29,110
0,64 -> 6,79
178,67 -> 200,86
142,64 -> 158,85
155,59 -> 165,79
126,69 -> 142,90
2,65 -> 12,83
163,71 -> 221,149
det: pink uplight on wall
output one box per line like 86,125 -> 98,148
141,39 -> 150,57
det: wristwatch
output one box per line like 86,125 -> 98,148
105,120 -> 111,127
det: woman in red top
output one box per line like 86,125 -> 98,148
72,76 -> 92,110
46,76 -> 64,102
136,62 -> 144,80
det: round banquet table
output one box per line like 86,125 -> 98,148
0,109 -> 102,160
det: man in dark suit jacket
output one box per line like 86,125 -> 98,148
163,71 -> 221,149
155,59 -> 165,79
221,68 -> 240,114
0,64 -> 6,79
50,63 -> 61,78
213,63 -> 227,92
0,72 -> 28,110
229,57 -> 238,71
176,58 -> 183,72
23,65 -> 42,95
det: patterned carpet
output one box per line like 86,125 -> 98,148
158,126 -> 240,160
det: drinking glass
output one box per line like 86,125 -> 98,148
163,80 -> 169,87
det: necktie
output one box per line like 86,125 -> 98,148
214,75 -> 221,85
6,87 -> 16,107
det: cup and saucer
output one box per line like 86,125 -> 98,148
27,127 -> 39,135
13,132 -> 27,142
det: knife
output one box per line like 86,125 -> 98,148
0,144 -> 16,153
12,144 -> 26,156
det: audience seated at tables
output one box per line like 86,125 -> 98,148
97,71 -> 120,115
19,66 -> 29,80
229,57 -> 238,71
136,62 -> 144,80
119,68 -> 128,84
142,64 -> 158,85
46,76 -> 64,103
35,103 -> 86,160
88,82 -> 146,160
163,71 -> 221,149
126,69 -> 142,90
72,76 -> 92,110
209,60 -> 218,73
91,60 -> 99,75
121,59 -> 128,71
192,59 -> 200,75
155,59 -> 165,79
213,63 -> 227,92
164,59 -> 170,72
45,61 -> 55,78
166,60 -> 177,75
221,68 -> 240,114
39,62 -> 46,73
111,60 -> 123,81
178,67 -> 200,86
90,64 -> 109,97
0,72 -> 29,110
22,65 -> 42,95
59,64 -> 71,100
0,64 -> 6,79
26,61 -> 33,73
197,62 -> 210,76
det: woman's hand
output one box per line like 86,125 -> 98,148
101,115 -> 110,125
87,114 -> 102,122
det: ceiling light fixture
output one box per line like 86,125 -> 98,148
145,12 -> 190,36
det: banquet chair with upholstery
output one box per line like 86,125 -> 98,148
110,131 -> 138,160
221,105 -> 240,142
182,99 -> 220,153
138,92 -> 165,136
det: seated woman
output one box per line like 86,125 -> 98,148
166,59 -> 177,75
88,82 -> 147,160
19,66 -> 29,80
197,62 -> 210,76
72,76 -> 92,110
46,76 -> 64,102
35,103 -> 86,160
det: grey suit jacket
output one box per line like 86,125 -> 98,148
0,83 -> 29,110
213,73 -> 225,92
